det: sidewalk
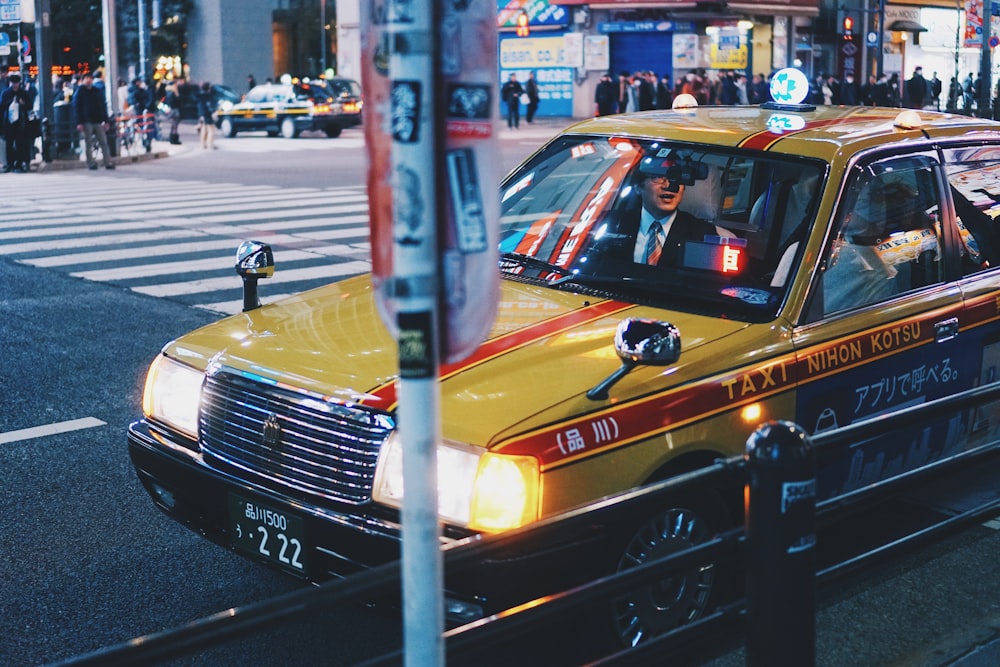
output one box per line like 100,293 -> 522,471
30,115 -> 580,172
32,117 -> 215,171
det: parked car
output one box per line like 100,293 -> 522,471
128,70 -> 1000,649
165,82 -> 242,120
215,78 -> 362,138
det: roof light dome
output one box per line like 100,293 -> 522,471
672,93 -> 698,110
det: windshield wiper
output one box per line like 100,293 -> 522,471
500,252 -> 570,279
551,272 -> 664,290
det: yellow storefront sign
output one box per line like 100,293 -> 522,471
500,36 -> 567,69
710,44 -> 748,69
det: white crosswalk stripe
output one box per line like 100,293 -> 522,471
0,173 -> 373,315
210,136 -> 366,152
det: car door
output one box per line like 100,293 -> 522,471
236,86 -> 269,131
941,144 -> 1000,452
791,150 -> 971,501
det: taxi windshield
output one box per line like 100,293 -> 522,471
499,135 -> 826,321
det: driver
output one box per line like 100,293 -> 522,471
630,156 -> 733,266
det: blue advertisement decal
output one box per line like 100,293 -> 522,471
598,21 -> 695,34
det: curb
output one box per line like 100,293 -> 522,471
944,632 -> 1000,667
35,148 -> 172,172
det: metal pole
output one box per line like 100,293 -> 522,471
137,0 -> 147,82
955,1 -> 962,111
862,0 -> 870,79
100,0 -> 119,157
980,2 -> 992,117
320,0 -> 327,73
34,0 -> 53,162
876,0 -> 885,76
391,0 -> 444,665
745,421 -> 817,667
101,0 -> 117,113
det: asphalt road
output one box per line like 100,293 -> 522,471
2,118 -> 1000,666
0,258 -> 405,666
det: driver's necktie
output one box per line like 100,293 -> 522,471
646,220 -> 664,265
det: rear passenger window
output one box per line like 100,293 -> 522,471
817,155 -> 943,317
942,147 -> 1000,276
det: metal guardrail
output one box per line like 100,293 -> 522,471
49,381 -> 1000,667
40,110 -> 160,162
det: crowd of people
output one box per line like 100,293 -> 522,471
590,66 -> 1000,117
595,68 -> 775,116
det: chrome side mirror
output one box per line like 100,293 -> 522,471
235,240 -> 274,311
587,318 -> 681,401
615,318 -> 681,365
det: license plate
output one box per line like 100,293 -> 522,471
228,494 -> 307,576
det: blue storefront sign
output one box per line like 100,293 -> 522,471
598,21 -> 695,34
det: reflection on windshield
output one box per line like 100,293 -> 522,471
499,135 -> 825,320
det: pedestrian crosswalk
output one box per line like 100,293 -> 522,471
207,134 -> 367,152
0,174 -> 373,315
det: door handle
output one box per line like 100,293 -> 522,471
935,317 -> 959,343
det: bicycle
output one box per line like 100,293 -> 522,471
117,114 -> 137,155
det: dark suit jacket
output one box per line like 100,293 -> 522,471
620,207 -> 721,267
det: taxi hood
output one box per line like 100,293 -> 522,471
165,275 -> 751,444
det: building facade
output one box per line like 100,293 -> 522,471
183,1 -> 997,118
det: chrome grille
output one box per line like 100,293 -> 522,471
199,373 -> 393,504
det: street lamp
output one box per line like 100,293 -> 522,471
320,0 -> 327,72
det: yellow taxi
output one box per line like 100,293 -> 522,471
215,77 -> 362,139
130,71 -> 1000,647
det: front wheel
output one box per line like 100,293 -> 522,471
323,125 -> 342,138
280,117 -> 298,139
220,119 -> 236,138
610,490 -> 733,648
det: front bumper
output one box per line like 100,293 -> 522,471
127,420 -> 604,622
128,419 -> 402,578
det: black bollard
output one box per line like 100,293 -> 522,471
40,117 -> 52,163
744,420 -> 816,667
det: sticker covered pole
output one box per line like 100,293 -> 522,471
362,0 -> 498,663
361,1 -> 444,666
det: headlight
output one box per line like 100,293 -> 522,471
373,432 -> 540,533
142,354 -> 204,438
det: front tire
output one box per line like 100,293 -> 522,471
610,490 -> 732,648
323,125 -> 343,138
280,117 -> 299,139
220,119 -> 236,138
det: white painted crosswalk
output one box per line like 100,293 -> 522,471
0,173 -> 373,315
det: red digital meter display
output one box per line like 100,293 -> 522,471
682,237 -> 747,274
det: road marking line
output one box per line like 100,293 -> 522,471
983,517 -> 1000,530
0,219 -> 160,240
3,229 -> 192,254
71,248 -> 326,281
27,238 -> 243,267
0,417 -> 107,444
134,260 -> 371,297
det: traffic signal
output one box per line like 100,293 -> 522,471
516,11 -> 530,37
842,15 -> 854,39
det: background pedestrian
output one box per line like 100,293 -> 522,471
164,81 -> 183,144
0,74 -> 32,172
501,73 -> 523,129
72,72 -> 115,170
594,72 -> 617,116
525,71 -> 539,123
196,81 -> 217,149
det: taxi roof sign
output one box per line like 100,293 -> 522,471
762,67 -> 816,112
769,68 -> 809,105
